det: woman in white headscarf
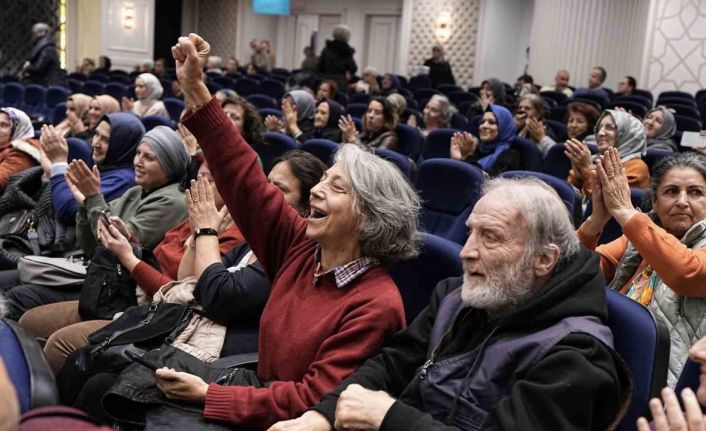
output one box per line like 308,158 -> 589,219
566,109 -> 650,197
122,72 -> 169,118
0,107 -> 41,191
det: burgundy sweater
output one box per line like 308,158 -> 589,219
184,99 -> 405,428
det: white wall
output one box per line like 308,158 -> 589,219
474,0 -> 534,85
102,0 -> 155,71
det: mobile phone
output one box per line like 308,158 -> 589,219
125,350 -> 161,371
680,131 -> 706,149
98,211 -> 111,228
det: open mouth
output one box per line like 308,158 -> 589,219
308,207 -> 328,220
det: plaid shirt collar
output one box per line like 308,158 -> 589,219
313,246 -> 380,288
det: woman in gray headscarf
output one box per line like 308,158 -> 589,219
122,72 -> 169,118
644,106 -> 677,152
263,89 -> 316,140
566,109 -> 650,197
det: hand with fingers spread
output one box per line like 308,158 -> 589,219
66,159 -> 101,198
154,368 -> 209,404
66,110 -> 87,134
580,163 -> 613,237
282,97 -> 301,136
40,124 -> 69,164
637,387 -> 706,431
595,147 -> 637,226
186,175 -> 220,230
564,138 -> 593,181
171,33 -> 211,106
339,115 -> 358,143
450,131 -> 478,161
121,96 -> 134,112
177,123 -> 199,154
264,115 -> 284,132
527,117 -> 545,143
64,171 -> 86,205
480,89 -> 495,111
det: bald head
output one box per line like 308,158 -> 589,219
555,69 -> 570,91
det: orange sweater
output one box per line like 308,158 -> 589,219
578,212 -> 706,296
568,158 -> 650,197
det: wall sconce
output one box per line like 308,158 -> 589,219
435,10 -> 452,43
122,2 -> 135,32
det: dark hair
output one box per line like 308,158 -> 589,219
626,75 -> 637,89
649,153 -> 706,200
180,153 -> 205,192
593,66 -> 607,83
221,95 -> 263,145
272,150 -> 327,213
566,101 -> 600,130
364,96 -> 398,133
99,56 -> 112,70
318,80 -> 338,99
518,74 -> 534,84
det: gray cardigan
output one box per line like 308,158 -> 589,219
76,182 -> 186,256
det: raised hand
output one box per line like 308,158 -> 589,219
64,172 -> 86,206
66,110 -> 86,134
527,117 -> 545,143
338,115 -> 358,143
121,96 -> 134,112
98,222 -> 133,263
264,115 -> 284,132
564,138 -> 593,181
40,124 -> 69,164
595,147 -> 637,226
171,33 -> 211,106
177,123 -> 199,154
185,175 -> 220,230
66,159 -> 101,197
450,131 -> 478,161
282,97 -> 299,133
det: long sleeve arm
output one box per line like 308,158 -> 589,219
0,151 -> 35,191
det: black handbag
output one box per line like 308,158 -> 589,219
0,210 -> 35,236
0,234 -> 38,270
78,244 -> 159,321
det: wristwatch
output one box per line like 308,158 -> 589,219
193,227 -> 218,239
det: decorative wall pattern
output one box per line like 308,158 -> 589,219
196,0 -> 239,59
527,0 -> 650,91
407,0 -> 480,88
644,0 -> 706,95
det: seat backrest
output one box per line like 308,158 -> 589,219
140,115 -> 174,132
510,136 -> 542,171
408,75 -> 432,91
3,82 -> 25,107
675,114 -> 702,132
259,79 -> 285,99
256,132 -> 299,174
374,147 -> 414,180
544,119 -> 567,142
346,103 -> 368,119
258,107 -> 283,120
66,137 -> 94,166
501,170 -> 581,226
605,289 -> 670,431
395,123 -> 423,158
301,139 -> 339,166
105,83 -> 127,103
388,233 -> 463,323
52,102 -> 67,125
643,148 -> 673,175
247,94 -> 278,110
414,159 -> 484,245
421,128 -> 459,160
540,90 -> 568,106
82,80 -> 106,97
613,95 -> 652,109
234,78 -> 259,96
658,90 -> 694,102
162,98 -> 185,123
608,101 -> 647,119
633,89 -> 654,104
0,319 -> 58,413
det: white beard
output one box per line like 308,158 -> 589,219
461,252 -> 536,314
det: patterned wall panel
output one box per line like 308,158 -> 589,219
0,0 -> 60,75
407,0 -> 480,88
644,0 -> 706,95
196,0 -> 239,59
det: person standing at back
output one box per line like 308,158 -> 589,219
317,24 -> 358,93
22,22 -> 61,86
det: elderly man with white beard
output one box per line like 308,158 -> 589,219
268,177 -> 633,431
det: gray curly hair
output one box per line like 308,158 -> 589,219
334,143 -> 421,262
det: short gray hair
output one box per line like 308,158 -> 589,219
334,143 -> 421,262
333,24 -> 351,43
482,177 -> 580,265
428,94 -> 457,126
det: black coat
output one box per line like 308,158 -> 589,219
317,40 -> 357,90
26,36 -> 62,86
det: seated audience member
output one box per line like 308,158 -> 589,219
56,151 -> 328,423
95,55 -> 111,74
466,78 -> 511,118
270,176 -> 632,431
246,62 -> 261,77
412,94 -> 456,136
213,88 -> 237,105
617,75 -> 637,96
387,93 -> 407,121
566,101 -> 600,146
317,24 -> 358,93
78,58 -> 95,75
451,104 -> 520,176
42,112 -> 140,225
137,59 -> 154,74
381,73 -> 400,93
574,66 -> 610,103
0,126 -> 189,319
0,107 -> 41,192
225,56 -> 239,75
54,93 -> 93,139
579,151 -> 706,387
153,57 -> 168,79
206,55 -> 224,75
514,94 -> 556,158
566,109 -> 649,197
354,66 -> 380,95
644,106 -> 677,152
122,72 -> 169,118
340,97 -> 399,150
171,79 -> 184,99
540,68 -> 574,97
87,95 -> 121,135
637,335 -> 706,430
514,73 -> 536,97
301,46 -> 318,73
126,34 -> 418,429
316,79 -> 338,102
298,99 -> 344,143
221,95 -> 264,146
264,90 -> 316,140
423,44 -> 455,87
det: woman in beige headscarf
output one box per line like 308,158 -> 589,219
121,72 -> 169,118
55,93 -> 92,139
